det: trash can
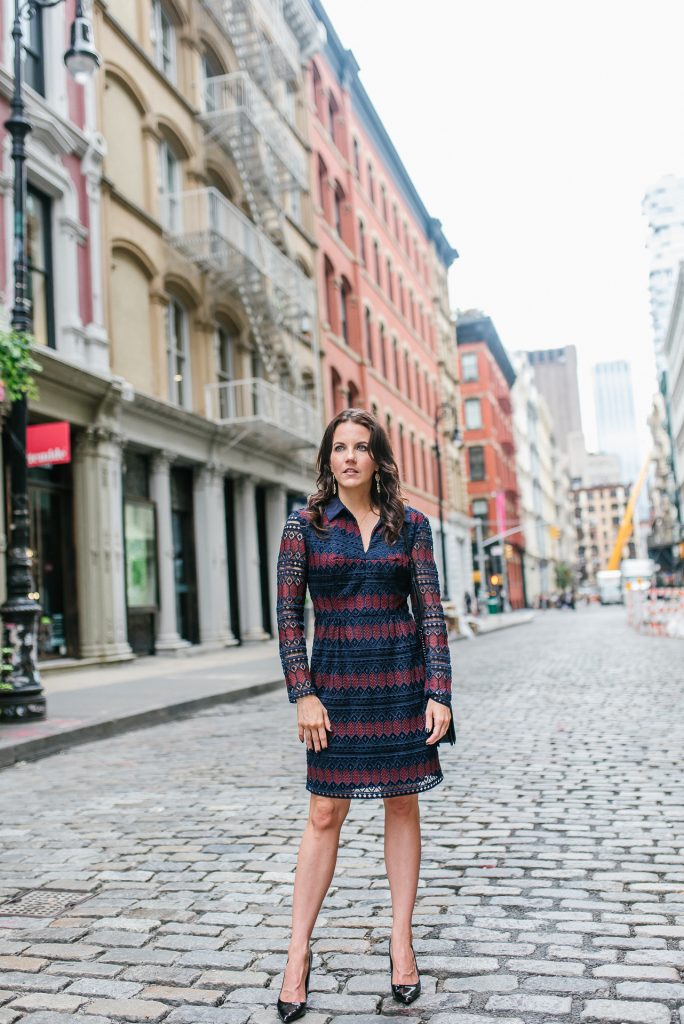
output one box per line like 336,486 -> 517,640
487,596 -> 500,615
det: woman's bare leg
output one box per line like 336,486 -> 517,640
279,794 -> 351,1000
383,793 -> 421,983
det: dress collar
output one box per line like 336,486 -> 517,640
324,496 -> 412,522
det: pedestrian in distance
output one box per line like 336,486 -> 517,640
275,408 -> 454,1021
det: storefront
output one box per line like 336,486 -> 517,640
23,421 -> 78,660
123,451 -> 158,656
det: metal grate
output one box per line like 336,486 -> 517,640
0,888 -> 93,917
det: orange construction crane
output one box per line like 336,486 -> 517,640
606,451 -> 652,571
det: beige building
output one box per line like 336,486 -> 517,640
573,483 -> 636,586
92,0 -> 325,654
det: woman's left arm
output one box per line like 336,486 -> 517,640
410,513 -> 453,708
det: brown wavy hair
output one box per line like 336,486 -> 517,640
307,408 -> 406,545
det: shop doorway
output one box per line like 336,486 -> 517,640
171,466 -> 199,644
28,465 -> 78,658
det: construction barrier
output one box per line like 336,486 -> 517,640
626,588 -> 684,638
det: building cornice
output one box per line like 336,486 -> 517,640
0,68 -> 90,157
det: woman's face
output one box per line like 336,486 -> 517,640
330,421 -> 377,495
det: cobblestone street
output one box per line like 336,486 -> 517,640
1,607 -> 683,1024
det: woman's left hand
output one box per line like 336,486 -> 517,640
425,698 -> 452,745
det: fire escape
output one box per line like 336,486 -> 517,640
163,0 -> 323,447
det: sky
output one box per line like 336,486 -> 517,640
323,0 -> 684,455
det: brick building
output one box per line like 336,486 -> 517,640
456,311 -> 526,608
308,1 -> 472,606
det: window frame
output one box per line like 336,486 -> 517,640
152,0 -> 177,82
166,296 -> 191,408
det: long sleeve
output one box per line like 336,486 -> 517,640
410,514 -> 452,707
276,510 -> 317,703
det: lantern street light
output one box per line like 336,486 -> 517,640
432,402 -> 462,602
0,0 -> 100,720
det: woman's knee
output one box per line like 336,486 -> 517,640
384,793 -> 419,818
308,796 -> 349,834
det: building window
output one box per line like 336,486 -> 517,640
380,324 -> 387,378
339,277 -> 351,344
409,290 -> 415,328
159,139 -> 182,231
333,180 -> 344,237
352,137 -> 361,179
461,351 -> 479,381
469,445 -> 485,481
404,349 -> 412,401
392,336 -> 400,387
373,240 -> 381,286
317,157 -> 328,215
358,219 -> 366,267
23,6 -> 45,95
216,320 -> 237,418
381,184 -> 388,222
152,0 -> 176,81
328,92 -> 339,144
421,440 -> 429,491
367,162 -> 375,204
398,274 -> 405,315
464,398 -> 482,430
201,48 -> 224,112
364,308 -> 373,364
166,297 -> 191,407
26,186 -> 54,349
393,203 -> 400,239
324,257 -> 335,328
386,257 -> 393,301
416,360 -> 422,408
410,433 -> 418,484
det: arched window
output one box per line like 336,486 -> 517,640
367,162 -> 375,204
358,218 -> 366,267
386,257 -> 393,301
333,180 -> 344,238
415,358 -> 422,408
393,203 -> 400,239
381,184 -> 388,222
312,62 -> 325,121
409,289 -> 416,329
404,349 -> 411,401
159,138 -> 182,231
317,156 -> 328,216
373,240 -> 381,286
398,422 -> 405,479
339,277 -> 351,344
201,46 -> 225,112
392,336 -> 400,387
152,0 -> 176,81
328,91 -> 339,144
331,366 -> 344,415
352,137 -> 361,179
421,440 -> 429,492
216,317 -> 239,418
364,307 -> 373,364
371,401 -> 379,419
398,273 -> 405,316
324,256 -> 335,328
410,432 -> 418,485
166,295 -> 191,408
379,323 -> 387,378
424,369 -> 430,416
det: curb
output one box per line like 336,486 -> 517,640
0,677 -> 283,771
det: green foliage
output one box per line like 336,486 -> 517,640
555,562 -> 574,591
0,328 -> 41,401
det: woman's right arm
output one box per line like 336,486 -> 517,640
276,510 -> 318,703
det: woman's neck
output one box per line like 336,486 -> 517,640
337,486 -> 377,518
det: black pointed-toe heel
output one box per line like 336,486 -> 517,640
388,939 -> 421,1005
277,945 -> 312,1023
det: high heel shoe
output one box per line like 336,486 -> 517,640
277,944 -> 312,1022
388,938 -> 421,1005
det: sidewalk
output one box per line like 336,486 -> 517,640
0,611 -> 535,768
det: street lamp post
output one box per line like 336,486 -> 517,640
432,402 -> 462,602
0,0 -> 100,720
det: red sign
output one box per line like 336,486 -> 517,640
27,422 -> 71,468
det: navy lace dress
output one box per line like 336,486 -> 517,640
276,496 -> 453,799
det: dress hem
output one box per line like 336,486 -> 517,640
305,772 -> 444,800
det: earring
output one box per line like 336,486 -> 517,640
333,476 -> 337,494
374,471 -> 380,489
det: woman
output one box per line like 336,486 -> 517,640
275,408 -> 453,1022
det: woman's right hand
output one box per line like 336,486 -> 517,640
296,694 -> 332,752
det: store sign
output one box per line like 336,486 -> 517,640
27,422 -> 71,468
